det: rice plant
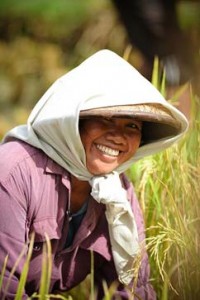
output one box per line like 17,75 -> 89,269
127,77 -> 200,299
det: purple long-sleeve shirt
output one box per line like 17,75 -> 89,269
0,140 -> 156,299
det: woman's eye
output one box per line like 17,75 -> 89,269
127,123 -> 140,130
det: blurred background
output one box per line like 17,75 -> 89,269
0,0 -> 199,137
0,1 -> 200,299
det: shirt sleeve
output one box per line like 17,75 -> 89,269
0,167 -> 29,299
94,174 -> 156,300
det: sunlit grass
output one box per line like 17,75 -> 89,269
127,91 -> 200,299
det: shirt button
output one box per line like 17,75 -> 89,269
33,243 -> 42,252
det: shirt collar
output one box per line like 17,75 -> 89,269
45,157 -> 70,178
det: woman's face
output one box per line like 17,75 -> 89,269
79,117 -> 142,175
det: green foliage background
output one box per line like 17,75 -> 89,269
0,1 -> 200,299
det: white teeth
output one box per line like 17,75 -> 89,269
96,144 -> 119,156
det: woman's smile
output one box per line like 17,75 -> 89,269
96,143 -> 120,157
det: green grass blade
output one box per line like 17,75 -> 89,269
14,234 -> 35,300
2,243 -> 28,300
151,56 -> 159,89
38,233 -> 52,299
0,255 -> 8,291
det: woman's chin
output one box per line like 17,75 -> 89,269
87,163 -> 117,176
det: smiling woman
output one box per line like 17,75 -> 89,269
0,49 -> 188,299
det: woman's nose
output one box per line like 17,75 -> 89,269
106,129 -> 126,144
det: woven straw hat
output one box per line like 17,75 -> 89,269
80,103 -> 181,145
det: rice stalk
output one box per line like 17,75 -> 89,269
0,255 -> 8,292
89,250 -> 95,300
2,240 -> 30,300
127,83 -> 200,298
38,233 -> 52,299
14,233 -> 35,300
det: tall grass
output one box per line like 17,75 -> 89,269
127,62 -> 200,299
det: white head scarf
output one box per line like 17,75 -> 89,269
3,50 -> 188,284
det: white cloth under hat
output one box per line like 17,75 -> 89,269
3,49 -> 188,285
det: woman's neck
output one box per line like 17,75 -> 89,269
70,175 -> 91,213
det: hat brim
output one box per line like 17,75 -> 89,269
80,104 -> 181,145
